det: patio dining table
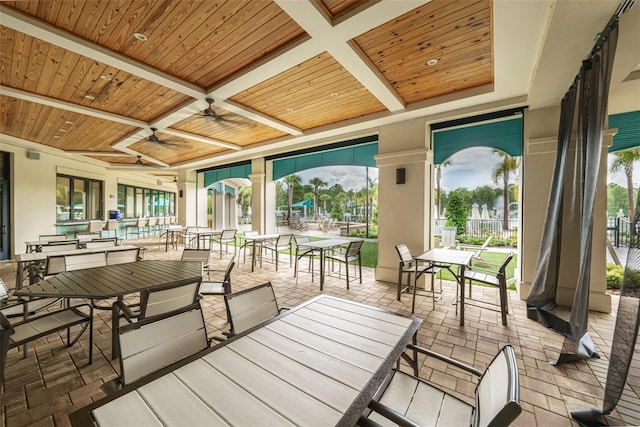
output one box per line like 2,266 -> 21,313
413,248 -> 473,325
14,244 -> 143,290
69,294 -> 422,427
243,233 -> 280,272
295,238 -> 351,289
13,260 -> 202,302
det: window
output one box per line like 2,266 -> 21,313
117,184 -> 176,219
56,175 -> 103,222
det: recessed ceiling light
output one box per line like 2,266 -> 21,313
65,120 -> 74,125
53,136 -> 61,139
84,95 -> 95,100
426,59 -> 438,66
100,75 -> 112,81
59,129 -> 67,132
286,107 -> 294,112
134,32 -> 148,41
330,92 -> 338,98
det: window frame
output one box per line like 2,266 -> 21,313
56,174 -> 104,223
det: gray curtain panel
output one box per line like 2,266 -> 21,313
527,18 -> 618,365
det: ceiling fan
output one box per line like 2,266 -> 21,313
198,98 -> 254,127
134,155 -> 154,167
142,127 -> 184,147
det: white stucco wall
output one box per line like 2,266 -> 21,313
3,144 -> 177,257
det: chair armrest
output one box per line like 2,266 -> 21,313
406,343 -> 483,377
361,400 -> 421,427
112,300 -> 138,321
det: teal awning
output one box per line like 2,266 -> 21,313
609,111 -> 640,153
433,116 -> 523,164
273,143 -> 377,180
203,163 -> 251,187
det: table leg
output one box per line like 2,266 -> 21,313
319,249 -> 325,290
251,240 -> 256,272
459,265 -> 465,326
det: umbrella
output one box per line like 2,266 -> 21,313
481,204 -> 490,220
471,203 -> 480,220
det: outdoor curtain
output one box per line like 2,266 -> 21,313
526,17 -> 618,365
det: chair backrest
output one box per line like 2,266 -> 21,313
220,229 -> 237,240
395,243 -> 413,265
88,220 -> 103,233
118,302 -> 208,386
140,279 -> 202,319
0,279 -> 9,300
147,217 -> 157,227
39,234 -> 67,242
106,219 -> 118,231
346,240 -> 364,257
45,254 -> 67,276
40,241 -> 78,252
85,240 -> 116,249
65,252 -> 107,271
277,234 -> 293,246
181,249 -> 210,269
497,252 -> 515,279
224,282 -> 280,335
294,235 -> 310,244
136,217 -> 146,227
107,248 -> 140,265
157,216 -> 166,226
473,344 -> 521,427
440,226 -> 457,248
76,232 -> 95,242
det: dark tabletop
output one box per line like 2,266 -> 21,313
14,260 -> 202,299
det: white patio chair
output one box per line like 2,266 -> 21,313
326,240 -> 364,289
360,344 -> 521,427
210,229 -> 237,259
395,243 -> 441,310
222,282 -> 284,338
111,278 -> 201,359
103,302 -> 208,393
262,234 -> 293,271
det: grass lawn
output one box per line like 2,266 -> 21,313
238,233 -> 514,285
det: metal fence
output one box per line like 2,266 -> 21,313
435,218 -> 518,239
608,217 -> 632,247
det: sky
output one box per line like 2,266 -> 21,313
277,148 -> 629,193
293,165 -> 378,192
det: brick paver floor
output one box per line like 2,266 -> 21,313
1,236 -> 639,426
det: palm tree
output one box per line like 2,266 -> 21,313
609,148 -> 640,219
435,159 -> 452,218
283,174 -> 301,221
491,150 -> 519,230
308,177 -> 327,220
319,193 -> 331,215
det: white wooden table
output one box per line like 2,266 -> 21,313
244,233 -> 280,272
70,295 -> 422,427
414,248 -> 473,325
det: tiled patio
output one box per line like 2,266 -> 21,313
1,237 -> 639,427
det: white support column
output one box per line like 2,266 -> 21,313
375,118 -> 433,285
250,158 -> 266,233
265,160 -> 276,233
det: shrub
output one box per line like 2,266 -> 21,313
445,193 -> 467,236
606,264 -> 624,289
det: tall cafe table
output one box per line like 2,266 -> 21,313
295,238 -> 350,289
158,225 -> 185,251
413,248 -> 473,325
243,233 -> 280,272
70,295 -> 422,427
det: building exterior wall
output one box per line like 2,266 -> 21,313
3,144 -> 177,257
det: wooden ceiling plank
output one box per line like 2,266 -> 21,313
8,29 -> 30,89
121,1 -> 217,66
35,42 -> 66,95
354,0 -> 482,52
383,38 -> 491,82
365,13 -> 490,67
161,1 -> 274,84
92,0 -> 143,49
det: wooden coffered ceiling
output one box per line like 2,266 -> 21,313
1,0 -> 635,172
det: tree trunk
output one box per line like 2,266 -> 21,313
503,175 -> 509,230
626,169 -> 635,219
